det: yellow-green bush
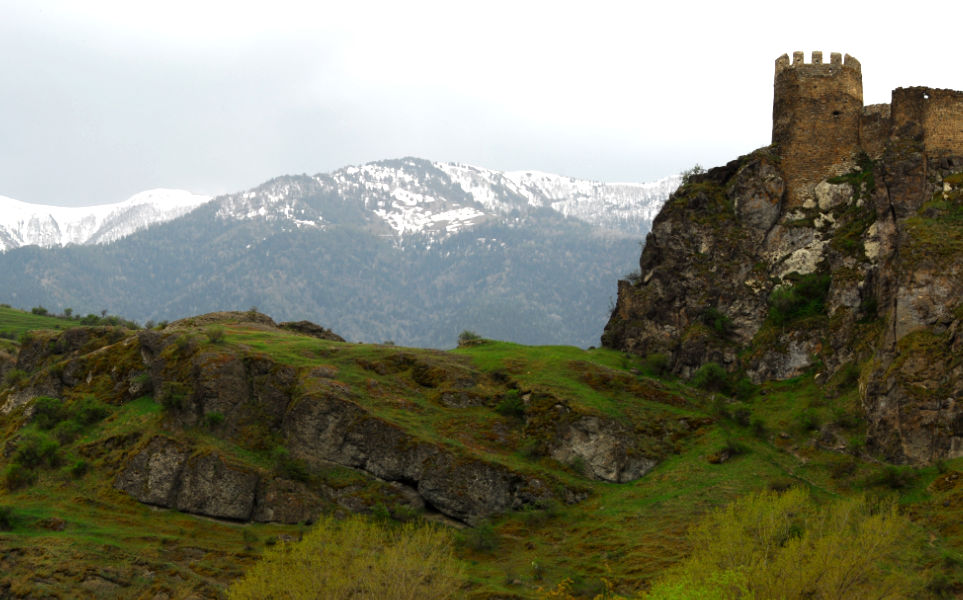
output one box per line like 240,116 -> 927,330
642,488 -> 925,599
228,513 -> 464,599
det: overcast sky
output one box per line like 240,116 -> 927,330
1,1 -> 960,207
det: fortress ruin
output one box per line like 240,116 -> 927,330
772,51 -> 963,205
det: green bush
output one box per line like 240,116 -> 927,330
14,432 -> 61,469
272,447 -> 309,482
74,396 -> 110,426
699,307 -> 733,338
642,353 -> 671,377
52,419 -> 84,445
205,325 -> 226,344
159,382 -> 189,411
0,506 -> 13,530
690,362 -> 729,394
69,459 -> 89,479
768,272 -> 831,327
870,465 -> 919,490
457,521 -> 498,553
457,330 -> 483,347
32,396 -> 67,430
204,411 -> 226,429
495,390 -> 525,418
3,368 -> 28,388
3,463 -> 37,490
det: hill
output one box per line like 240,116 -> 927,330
1,312 -> 962,598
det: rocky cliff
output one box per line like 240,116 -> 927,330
602,143 -> 963,465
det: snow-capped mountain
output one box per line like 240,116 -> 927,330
0,159 -> 680,348
0,189 -> 211,251
215,157 -> 678,239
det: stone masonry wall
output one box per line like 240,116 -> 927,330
891,87 -> 963,154
859,103 -> 891,158
773,52 -> 963,205
772,51 -> 863,206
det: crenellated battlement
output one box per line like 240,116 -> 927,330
775,51 -> 861,74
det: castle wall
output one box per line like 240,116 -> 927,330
859,104 -> 891,159
772,52 -> 863,206
891,87 -> 963,154
772,53 -> 963,206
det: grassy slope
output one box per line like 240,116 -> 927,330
1,315 -> 962,599
0,306 -> 79,354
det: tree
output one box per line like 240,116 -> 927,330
642,488 -> 925,599
228,514 -> 464,600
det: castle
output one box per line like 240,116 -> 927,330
772,51 -> 963,205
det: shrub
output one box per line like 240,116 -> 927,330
204,411 -> 225,429
205,325 -> 226,344
457,521 -> 498,553
52,420 -> 84,445
767,272 -> 831,326
241,528 -> 259,549
31,306 -> 48,316
3,463 -> 37,490
518,438 -> 541,460
0,506 -> 13,530
796,408 -> 821,433
272,447 -> 309,482
173,335 -> 196,354
642,489 -> 924,599
14,432 -> 60,469
699,307 -> 733,338
3,368 -> 29,388
32,396 -> 66,430
680,163 -> 706,185
74,396 -> 110,426
870,465 -> 919,490
642,352 -> 671,377
457,330 -> 483,347
69,459 -> 89,479
690,362 -> 729,394
495,390 -> 525,418
228,513 -> 463,600
159,382 -> 189,411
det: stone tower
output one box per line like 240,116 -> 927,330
772,51 -> 863,206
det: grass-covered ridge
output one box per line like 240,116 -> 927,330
1,313 -> 963,598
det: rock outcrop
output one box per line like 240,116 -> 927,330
604,52 -> 963,465
603,134 -> 963,466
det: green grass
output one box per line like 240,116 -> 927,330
0,304 -> 80,339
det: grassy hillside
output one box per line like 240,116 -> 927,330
1,314 -> 962,598
0,305 -> 79,351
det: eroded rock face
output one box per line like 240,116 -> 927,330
548,416 -> 657,483
279,320 -> 346,342
603,144 -> 963,465
283,382 -> 568,525
114,437 -> 191,507
175,453 -> 260,520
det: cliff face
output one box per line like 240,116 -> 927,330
602,145 -> 963,465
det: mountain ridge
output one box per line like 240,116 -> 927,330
0,158 -> 678,349
2,158 -> 678,253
